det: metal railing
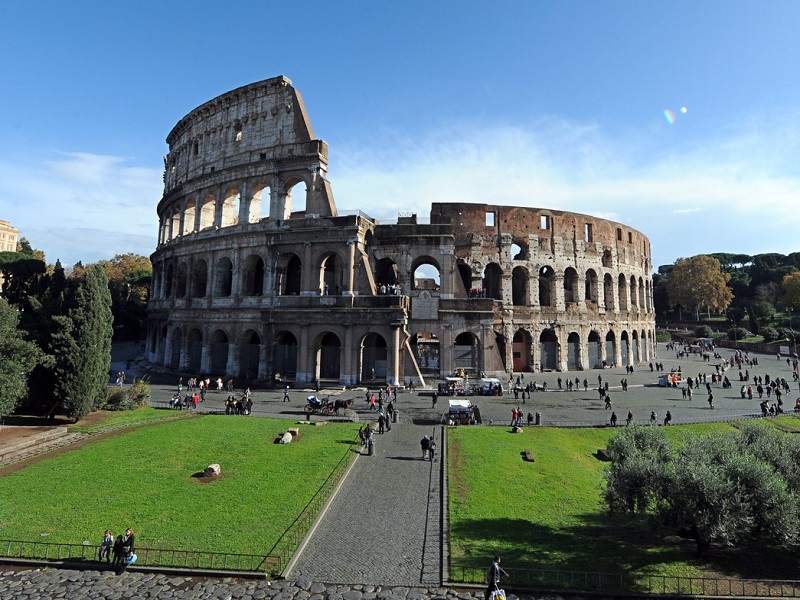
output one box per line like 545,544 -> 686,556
450,563 -> 800,597
0,539 -> 269,573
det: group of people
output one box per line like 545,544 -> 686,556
98,527 -> 136,575
420,434 -> 436,460
224,394 -> 253,415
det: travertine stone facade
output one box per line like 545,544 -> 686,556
147,77 -> 656,386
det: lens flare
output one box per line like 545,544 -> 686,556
681,106 -> 688,114
663,109 -> 676,124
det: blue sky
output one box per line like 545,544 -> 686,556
1,1 -> 798,270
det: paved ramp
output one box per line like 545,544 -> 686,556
288,412 -> 444,586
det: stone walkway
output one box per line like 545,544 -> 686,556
0,567 -> 529,600
288,409 -> 443,586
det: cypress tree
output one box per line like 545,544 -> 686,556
53,265 -> 114,421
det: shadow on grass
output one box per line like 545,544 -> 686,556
450,513 -> 800,583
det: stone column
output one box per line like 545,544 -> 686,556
300,242 -> 315,296
344,239 -> 357,296
342,326 -> 354,386
554,272 -> 565,311
389,324 -> 401,386
298,325 -> 313,384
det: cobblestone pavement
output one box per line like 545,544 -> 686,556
288,409 -> 443,586
0,567 -> 574,600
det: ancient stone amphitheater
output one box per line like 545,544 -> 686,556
146,76 -> 655,386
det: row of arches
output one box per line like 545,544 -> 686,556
158,178 -> 311,245
152,249 -> 652,314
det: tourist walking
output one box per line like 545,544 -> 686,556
420,435 -> 431,460
484,555 -> 509,600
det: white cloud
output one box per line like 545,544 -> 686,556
0,151 -> 162,266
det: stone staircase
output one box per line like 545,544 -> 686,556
0,427 -> 88,468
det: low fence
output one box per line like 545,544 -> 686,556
451,563 -> 800,597
0,539 -> 270,573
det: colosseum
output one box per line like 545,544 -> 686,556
146,76 -> 656,387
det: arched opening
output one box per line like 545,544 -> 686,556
512,266 -> 529,306
210,329 -> 229,375
191,260 -> 208,298
631,330 -> 640,363
286,179 -> 307,216
602,249 -> 613,268
618,274 -> 628,310
482,263 -> 503,300
239,330 -> 261,379
199,194 -> 215,230
588,330 -> 602,369
274,331 -> 298,380
511,240 -> 528,260
539,266 -> 554,306
169,206 -> 181,241
411,332 -> 440,373
317,332 -> 341,381
361,333 -> 388,381
585,269 -> 598,303
638,277 -> 646,308
187,328 -> 203,372
176,262 -> 188,298
512,329 -> 532,372
412,258 -> 441,291
630,275 -> 638,307
603,273 -> 614,309
214,257 -> 233,297
165,264 -> 174,298
539,329 -> 558,371
183,199 -> 196,234
281,254 -> 302,295
375,257 -> 399,293
456,260 -> 472,297
249,183 -> 270,223
221,188 -> 240,228
495,331 -> 507,372
170,328 -> 182,370
320,253 -> 342,295
567,332 -> 581,370
454,332 -> 480,375
620,330 -> 630,366
564,267 -> 579,304
605,331 -> 616,368
242,255 -> 265,296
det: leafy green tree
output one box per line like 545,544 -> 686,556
604,426 -> 672,513
16,237 -> 46,262
92,253 -> 151,340
0,298 -> 46,418
604,423 -> 800,558
665,255 -> 734,320
52,265 -> 114,421
783,271 -> 800,310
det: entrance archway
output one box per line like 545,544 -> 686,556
317,332 -> 341,381
239,330 -> 261,379
566,332 -> 580,370
274,331 -> 298,379
210,329 -> 229,375
512,329 -> 531,372
540,329 -> 558,370
361,333 -> 388,381
454,332 -> 480,375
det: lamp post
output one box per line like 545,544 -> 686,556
787,307 -> 799,393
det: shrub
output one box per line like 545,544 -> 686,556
695,325 -> 713,338
727,327 -> 750,341
762,327 -> 780,343
104,377 -> 151,411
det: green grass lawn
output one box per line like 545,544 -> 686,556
67,407 -> 194,433
447,422 -> 800,583
0,415 -> 360,556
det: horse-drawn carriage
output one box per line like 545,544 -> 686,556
304,395 -> 354,415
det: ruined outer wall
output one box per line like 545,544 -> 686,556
146,78 -> 657,386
